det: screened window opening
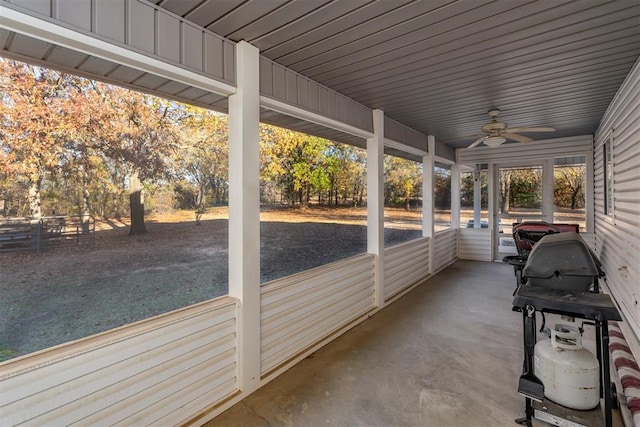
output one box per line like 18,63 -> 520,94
0,59 -> 229,362
383,155 -> 422,247
259,125 -> 367,283
554,156 -> 586,231
434,162 -> 452,231
460,168 -> 488,228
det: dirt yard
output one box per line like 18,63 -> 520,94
0,206 -> 421,361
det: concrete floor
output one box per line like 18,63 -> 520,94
204,260 -> 622,427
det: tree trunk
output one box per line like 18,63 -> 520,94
571,191 -> 578,210
28,177 -> 42,219
195,186 -> 205,225
500,172 -> 511,214
128,171 -> 147,235
80,169 -> 91,234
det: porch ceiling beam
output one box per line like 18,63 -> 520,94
384,139 -> 428,157
0,4 -> 236,97
260,95 -> 374,140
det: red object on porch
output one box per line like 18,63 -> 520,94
512,221 -> 579,257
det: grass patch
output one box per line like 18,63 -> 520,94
0,345 -> 17,362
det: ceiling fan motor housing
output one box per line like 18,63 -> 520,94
482,121 -> 508,135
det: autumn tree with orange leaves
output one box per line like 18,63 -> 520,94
0,59 -> 178,234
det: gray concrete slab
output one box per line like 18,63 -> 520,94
205,260 -> 621,426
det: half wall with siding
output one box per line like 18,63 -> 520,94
260,254 -> 376,377
458,228 -> 492,262
384,237 -> 430,300
433,229 -> 458,272
0,298 -> 238,426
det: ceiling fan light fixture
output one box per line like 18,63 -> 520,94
484,136 -> 506,148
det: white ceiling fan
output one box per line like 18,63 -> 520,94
467,109 -> 555,149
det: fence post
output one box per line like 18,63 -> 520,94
35,220 -> 41,253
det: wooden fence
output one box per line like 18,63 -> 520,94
0,216 -> 95,253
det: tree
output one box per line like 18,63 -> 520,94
1,59 -> 180,236
555,166 -> 585,210
260,126 -> 331,207
0,60 -> 78,219
385,156 -> 422,210
93,90 -> 180,234
176,106 -> 229,223
500,170 -> 511,214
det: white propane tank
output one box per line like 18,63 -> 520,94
534,324 -> 600,410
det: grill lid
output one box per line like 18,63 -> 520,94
523,232 -> 602,279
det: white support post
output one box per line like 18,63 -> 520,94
451,163 -> 461,230
367,109 -> 385,307
473,165 -> 482,228
542,158 -> 554,223
424,136 -> 435,274
488,163 -> 497,261
228,41 -> 261,394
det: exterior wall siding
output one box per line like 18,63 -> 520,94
0,298 -> 238,426
435,141 -> 456,162
384,237 -> 430,300
260,254 -> 376,376
3,0 -> 236,85
458,135 -> 593,166
433,229 -> 457,272
594,58 -> 640,357
458,228 -> 492,261
384,116 -> 428,153
260,57 -> 373,135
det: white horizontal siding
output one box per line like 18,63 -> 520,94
0,297 -> 238,426
458,135 -> 593,166
260,254 -> 375,375
433,229 -> 457,272
594,58 -> 640,359
384,237 -> 430,300
384,116 -> 427,153
458,228 -> 492,261
3,0 -> 236,84
260,57 -> 373,134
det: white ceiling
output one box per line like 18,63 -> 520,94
2,0 -> 640,149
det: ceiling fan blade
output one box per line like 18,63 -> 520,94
504,133 -> 533,143
506,126 -> 555,133
467,136 -> 486,149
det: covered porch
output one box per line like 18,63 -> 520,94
206,259 -> 624,426
207,260 -> 528,426
1,1 -> 639,426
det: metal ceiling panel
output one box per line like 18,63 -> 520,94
6,32 -> 50,58
77,56 -> 119,76
44,45 -> 87,69
2,0 -> 639,151
254,0 -> 370,54
260,0 -> 415,62
154,0 -> 639,148
151,0 -> 203,18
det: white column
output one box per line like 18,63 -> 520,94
367,109 -> 385,307
542,158 -> 554,223
488,163 -> 497,260
228,41 -> 261,394
424,136 -> 435,273
473,166 -> 482,228
451,163 -> 460,229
